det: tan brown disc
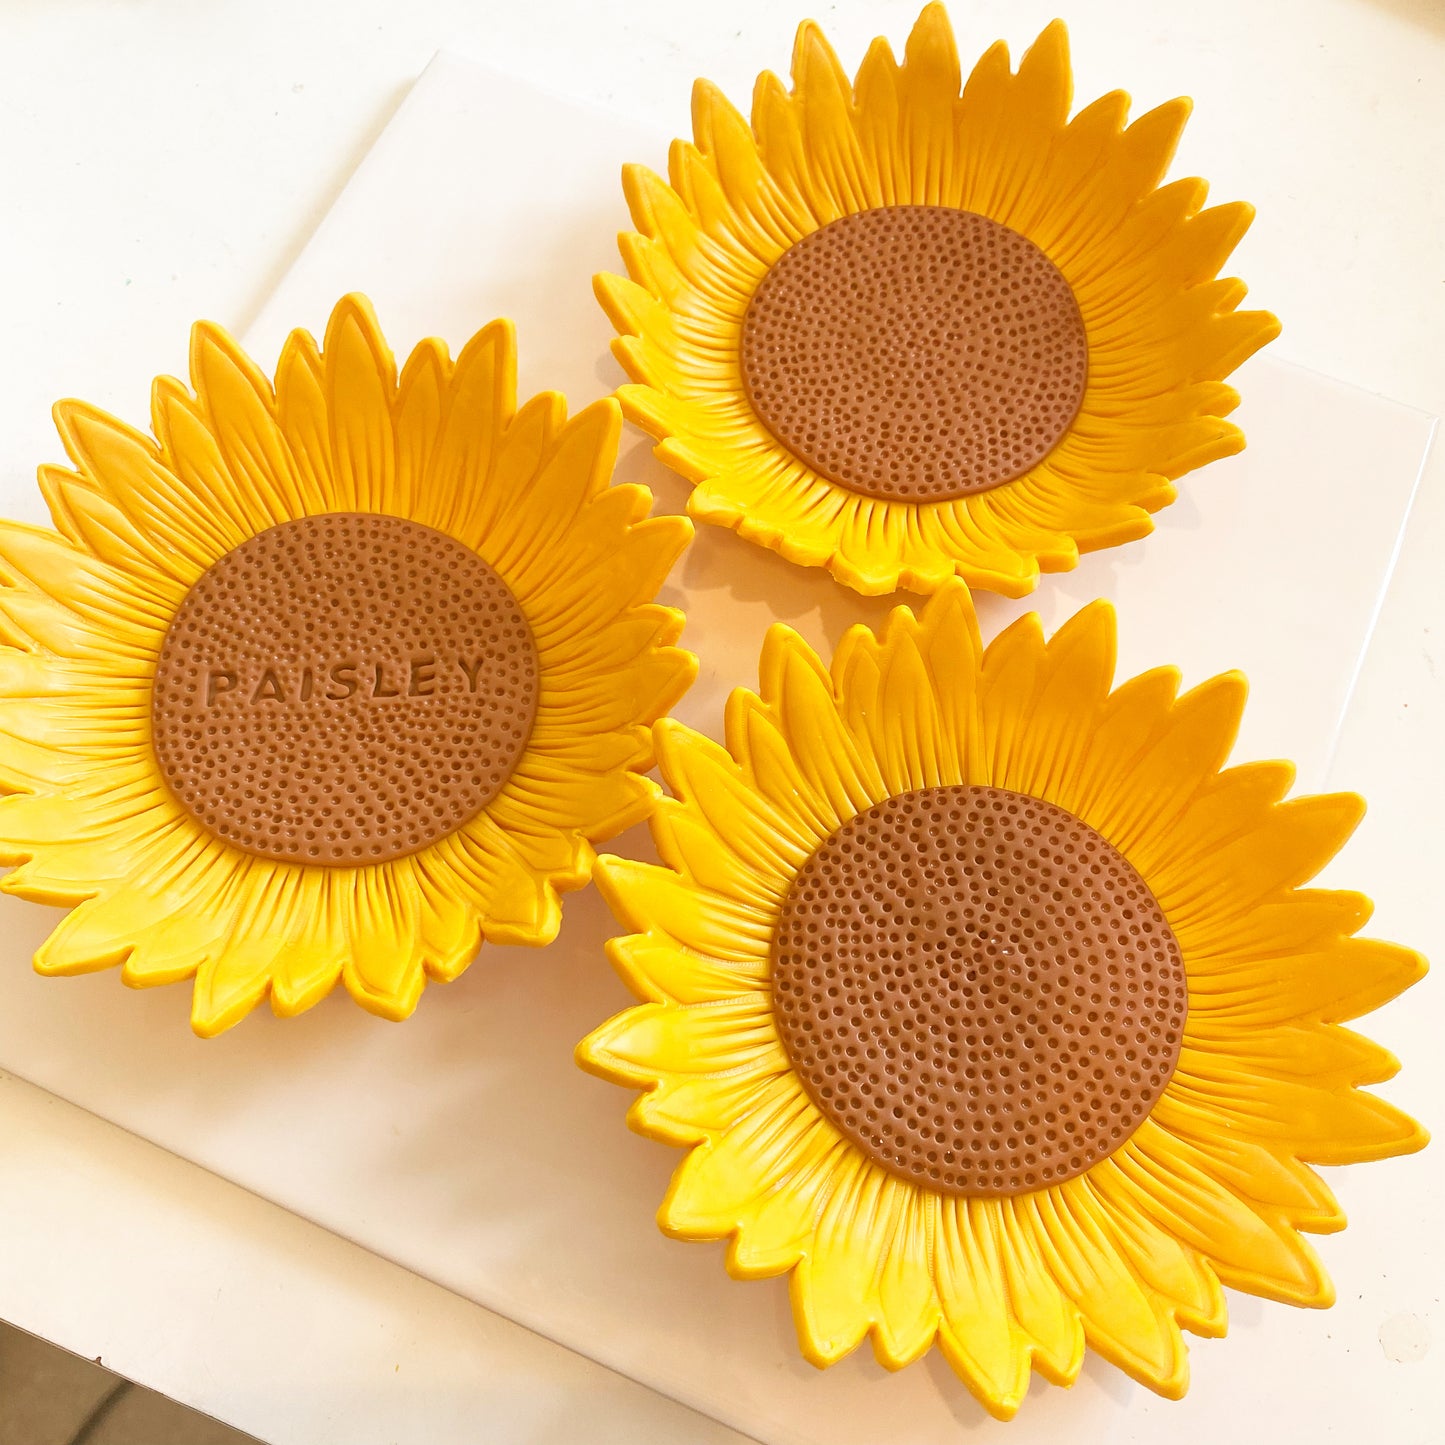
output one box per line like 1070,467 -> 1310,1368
739,206 -> 1088,502
771,786 -> 1186,1196
151,513 -> 538,866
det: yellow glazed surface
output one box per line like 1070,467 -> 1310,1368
597,4 -> 1279,596
0,295 -> 695,1036
578,582 -> 1426,1418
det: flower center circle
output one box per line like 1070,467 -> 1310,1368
771,785 -> 1186,1195
739,206 -> 1088,502
151,513 -> 538,866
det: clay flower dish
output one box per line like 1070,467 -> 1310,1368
597,4 -> 1279,597
0,295 -> 694,1036
577,582 -> 1426,1418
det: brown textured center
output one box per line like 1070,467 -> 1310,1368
151,513 -> 538,866
771,786 -> 1186,1196
739,206 -> 1088,502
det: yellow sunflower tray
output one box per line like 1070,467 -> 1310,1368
599,4 -> 1279,597
0,294 -> 695,1036
579,581 -> 1427,1419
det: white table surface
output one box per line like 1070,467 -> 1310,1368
1,2 -> 1443,1442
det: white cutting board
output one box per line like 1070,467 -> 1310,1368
0,53 -> 1434,1445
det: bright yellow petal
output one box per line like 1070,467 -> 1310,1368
933,1197 -> 1036,1420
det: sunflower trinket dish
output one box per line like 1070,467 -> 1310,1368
0,295 -> 695,1036
599,4 -> 1279,596
578,582 -> 1426,1418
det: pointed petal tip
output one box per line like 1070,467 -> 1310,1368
322,291 -> 385,346
50,395 -> 89,441
460,314 -> 517,367
908,2 -> 960,51
574,1022 -> 615,1076
188,316 -> 244,370
1023,16 -> 1072,65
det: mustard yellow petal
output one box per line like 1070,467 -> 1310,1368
595,854 -> 774,962
605,933 -> 765,1011
654,719 -> 815,882
1150,1109 -> 1345,1234
1078,672 -> 1248,870
321,294 -> 398,515
726,1128 -> 850,1279
1189,927 -> 1424,1027
789,21 -> 881,217
34,877 -> 195,978
419,320 -> 517,539
689,79 -> 812,249
37,470 -> 199,609
760,623 -> 888,821
834,600 -> 977,796
266,879 -> 348,1018
635,1070 -> 783,1152
435,815 -> 564,947
187,322 -> 309,530
0,517 -> 174,659
1157,787 -> 1363,953
271,326 -> 334,511
978,600 -> 1118,807
1165,1030 -> 1426,1169
1075,1169 -> 1227,1338
726,689 -> 846,845
47,401 -> 224,585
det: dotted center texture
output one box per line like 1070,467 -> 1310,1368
739,206 -> 1089,502
771,786 -> 1186,1195
151,513 -> 539,866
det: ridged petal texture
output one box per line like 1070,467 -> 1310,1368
578,581 -> 1426,1418
598,4 -> 1279,596
0,295 -> 695,1035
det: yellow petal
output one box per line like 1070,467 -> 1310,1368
339,865 -> 425,1023
1159,789 -> 1364,953
580,995 -> 784,1084
606,932 -> 765,1006
762,623 -> 887,822
1110,1122 -> 1334,1308
654,720 -> 815,882
995,1196 -> 1085,1385
322,294 -> 397,515
873,1188 -> 942,1369
934,1197 -> 1036,1420
1023,1187 -> 1189,1399
595,855 -> 774,960
187,321 -> 306,532
790,1152 -> 891,1365
660,1073 -> 827,1234
191,936 -> 283,1039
